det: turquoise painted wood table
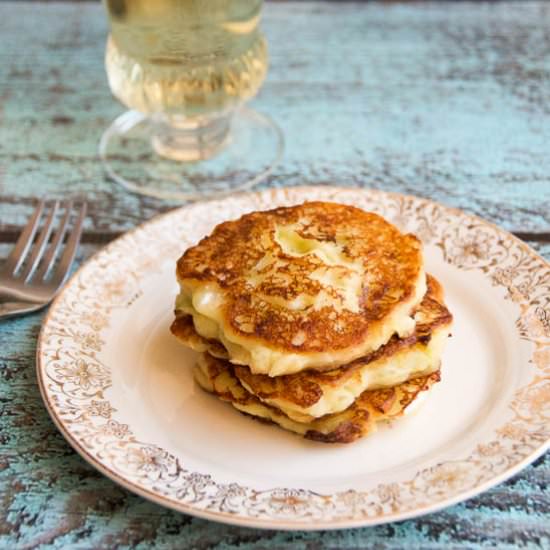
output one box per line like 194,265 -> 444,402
1,1 -> 549,547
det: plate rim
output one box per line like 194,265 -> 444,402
31,380 -> 550,530
36,185 -> 550,530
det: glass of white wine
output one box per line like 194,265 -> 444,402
99,0 -> 283,201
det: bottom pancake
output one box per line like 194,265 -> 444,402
195,352 -> 441,444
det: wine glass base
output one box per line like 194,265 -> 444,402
99,107 -> 284,201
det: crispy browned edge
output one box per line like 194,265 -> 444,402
198,353 -> 442,444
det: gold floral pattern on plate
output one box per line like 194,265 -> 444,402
36,186 -> 550,529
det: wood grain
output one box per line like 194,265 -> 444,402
0,1 -> 549,548
0,2 -> 550,236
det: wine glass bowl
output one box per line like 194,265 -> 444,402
100,0 -> 283,201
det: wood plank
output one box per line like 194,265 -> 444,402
528,241 -> 550,259
1,2 -> 550,234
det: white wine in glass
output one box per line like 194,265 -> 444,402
100,0 -> 283,201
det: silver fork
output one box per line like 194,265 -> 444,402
0,200 -> 87,319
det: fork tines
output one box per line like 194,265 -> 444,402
4,200 -> 87,285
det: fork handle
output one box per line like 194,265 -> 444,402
0,285 -> 42,304
0,301 -> 45,320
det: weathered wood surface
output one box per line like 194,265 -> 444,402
1,1 -> 549,548
1,2 -> 550,237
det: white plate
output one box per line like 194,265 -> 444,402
37,186 -> 550,530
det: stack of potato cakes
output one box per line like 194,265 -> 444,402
171,202 -> 452,443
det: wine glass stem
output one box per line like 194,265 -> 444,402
151,112 -> 233,162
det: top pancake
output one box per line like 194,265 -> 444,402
175,201 -> 426,376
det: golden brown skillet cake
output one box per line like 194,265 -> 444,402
173,202 -> 426,376
171,201 -> 453,444
194,352 -> 441,444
